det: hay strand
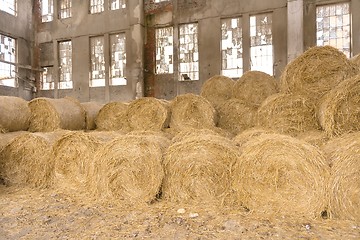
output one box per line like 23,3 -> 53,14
0,96 -> 30,133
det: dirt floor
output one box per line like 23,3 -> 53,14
0,185 -> 359,240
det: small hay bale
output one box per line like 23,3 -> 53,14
231,133 -> 330,218
0,96 -> 30,133
217,99 -> 257,136
257,93 -> 320,136
28,97 -> 86,132
280,45 -> 359,102
232,71 -> 278,107
351,53 -> 360,68
318,74 -> 360,137
296,130 -> 329,148
162,134 -> 240,205
322,132 -> 360,221
233,127 -> 276,148
88,135 -> 164,204
170,93 -> 217,130
95,101 -> 130,132
127,97 -> 170,131
200,75 -> 235,108
81,102 -> 104,130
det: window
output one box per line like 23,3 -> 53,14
110,0 -> 125,10
58,41 -> 72,89
90,36 -> 105,87
156,27 -> 173,74
154,0 -> 169,2
316,2 -> 351,57
90,0 -> 104,14
221,17 -> 243,78
0,0 -> 16,16
59,0 -> 71,19
41,66 -> 54,90
41,0 -> 53,22
179,23 -> 199,81
250,13 -> 273,75
0,34 -> 16,87
110,33 -> 126,85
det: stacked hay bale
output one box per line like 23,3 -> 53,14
233,127 -> 276,148
231,133 -> 329,218
322,132 -> 360,221
318,74 -> 360,137
28,97 -> 86,132
126,130 -> 171,152
127,97 -> 170,131
95,101 -> 130,132
170,127 -> 232,143
0,96 -> 30,133
351,53 -> 360,68
296,130 -> 329,148
200,75 -> 235,108
162,131 -> 240,205
88,135 -> 164,204
80,102 -> 104,130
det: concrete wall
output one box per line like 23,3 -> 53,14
0,1 -> 34,100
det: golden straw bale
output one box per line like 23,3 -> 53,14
280,45 -> 359,102
88,135 -> 164,204
81,102 -> 104,130
0,96 -> 30,133
28,97 -> 86,132
296,130 -> 329,148
257,93 -> 320,136
127,97 -> 170,131
322,132 -> 360,221
351,54 -> 360,68
200,75 -> 235,108
233,127 -> 276,148
231,133 -> 330,218
318,74 -> 360,137
95,101 -> 130,132
162,134 -> 240,205
217,99 -> 257,136
232,71 -> 278,107
170,93 -> 217,130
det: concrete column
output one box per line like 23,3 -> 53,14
242,13 -> 250,72
104,33 -> 110,102
287,0 -> 304,62
352,0 -> 360,56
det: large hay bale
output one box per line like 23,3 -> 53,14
296,130 -> 329,148
217,99 -> 257,136
318,74 -> 360,137
126,130 -> 171,152
95,101 -> 130,132
162,134 -> 240,205
170,93 -> 217,130
231,133 -> 329,218
88,135 -> 164,204
0,96 -> 30,133
200,75 -> 235,108
257,93 -> 320,136
322,132 -> 360,221
232,71 -> 278,107
28,97 -> 86,132
127,97 -> 170,131
280,45 -> 359,102
233,127 -> 276,148
169,127 -> 232,143
81,102 -> 104,130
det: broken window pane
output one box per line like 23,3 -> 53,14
316,2 -> 351,57
90,0 -> 104,14
0,34 -> 16,87
0,0 -> 16,16
154,0 -> 169,3
59,0 -> 71,19
221,17 -> 243,78
110,33 -> 126,85
41,0 -> 53,22
156,27 -> 173,74
90,36 -> 105,87
179,23 -> 199,81
41,66 -> 54,90
250,13 -> 273,75
110,0 -> 126,10
58,40 -> 72,89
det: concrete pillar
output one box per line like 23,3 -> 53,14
352,0 -> 360,56
287,0 -> 304,62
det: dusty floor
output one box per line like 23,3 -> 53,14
0,185 -> 359,240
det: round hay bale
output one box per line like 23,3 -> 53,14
28,97 -> 86,132
81,102 -> 104,130
127,97 -> 170,131
318,74 -> 360,137
231,133 -> 330,218
0,131 -> 27,151
322,132 -> 360,221
162,134 -> 240,205
296,130 -> 329,148
200,75 -> 235,108
0,132 -> 65,188
280,45 -> 359,102
126,130 -> 171,152
233,127 -> 276,148
95,101 -> 130,132
88,135 -> 164,204
217,99 -> 257,136
232,71 -> 278,107
351,53 -> 360,68
170,127 -> 232,144
0,96 -> 30,133
170,93 -> 217,130
257,93 -> 320,136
